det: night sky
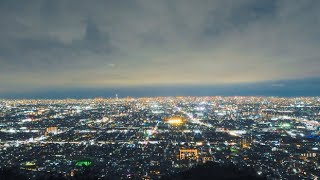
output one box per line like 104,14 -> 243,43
0,0 -> 320,98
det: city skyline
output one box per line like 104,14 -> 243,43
1,0 -> 320,98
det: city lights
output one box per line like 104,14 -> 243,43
165,117 -> 185,125
0,97 -> 319,179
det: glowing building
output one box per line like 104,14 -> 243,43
164,116 -> 186,126
46,126 -> 58,134
179,149 -> 198,160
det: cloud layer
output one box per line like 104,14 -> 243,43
0,0 -> 319,95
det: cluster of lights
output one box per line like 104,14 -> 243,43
166,117 -> 184,125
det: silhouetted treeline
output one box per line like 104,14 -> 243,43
1,162 -> 266,180
162,162 -> 266,180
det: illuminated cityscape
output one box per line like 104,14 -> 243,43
0,97 -> 319,179
1,0 -> 320,179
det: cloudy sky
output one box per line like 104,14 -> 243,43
0,0 -> 320,98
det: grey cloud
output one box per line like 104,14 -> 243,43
203,0 -> 277,36
0,0 -> 319,93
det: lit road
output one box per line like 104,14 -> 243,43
175,107 -> 213,128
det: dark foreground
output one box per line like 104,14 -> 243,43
1,162 -> 265,180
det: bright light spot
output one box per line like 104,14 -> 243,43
281,123 -> 291,128
194,130 -> 201,134
167,119 -> 182,124
166,117 -> 185,125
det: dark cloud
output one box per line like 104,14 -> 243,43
0,0 -> 319,97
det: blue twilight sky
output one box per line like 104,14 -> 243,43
0,0 -> 320,98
